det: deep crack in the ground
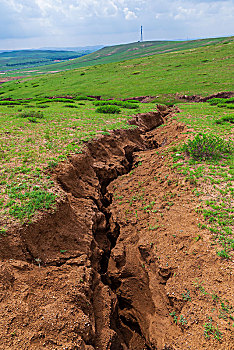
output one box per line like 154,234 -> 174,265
1,106 -> 232,350
93,149 -> 154,350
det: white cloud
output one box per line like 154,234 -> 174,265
123,7 -> 137,20
0,0 -> 233,49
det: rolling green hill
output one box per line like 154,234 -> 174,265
43,36 -> 230,70
1,37 -> 233,100
2,36 -> 233,77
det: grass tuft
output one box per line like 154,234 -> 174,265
96,105 -> 121,114
18,110 -> 44,119
182,133 -> 233,161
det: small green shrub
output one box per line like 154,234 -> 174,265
225,104 -> 234,109
208,97 -> 234,109
204,317 -> 222,341
0,100 -> 21,105
0,227 -> 7,235
182,133 -> 233,161
36,97 -> 74,104
36,99 -> 51,104
18,111 -> 44,119
207,98 -> 223,105
74,96 -> 94,101
48,160 -> 58,168
125,99 -> 140,103
94,100 -> 139,109
64,104 -> 78,108
96,105 -> 121,114
215,115 -> 234,124
28,117 -> 39,123
217,103 -> 234,109
122,102 -> 139,109
217,249 -> 230,259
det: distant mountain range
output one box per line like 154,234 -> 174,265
0,45 -> 104,54
38,45 -> 104,52
0,46 -> 104,72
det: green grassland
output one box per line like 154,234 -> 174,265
1,38 -> 233,100
0,97 -> 155,229
0,38 -> 233,242
5,36 -> 231,77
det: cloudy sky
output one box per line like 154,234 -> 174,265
0,0 -> 233,50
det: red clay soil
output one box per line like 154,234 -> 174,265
0,107 -> 233,350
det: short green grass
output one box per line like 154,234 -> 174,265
176,103 -> 234,136
1,38 -> 233,100
0,97 -> 155,229
0,38 -> 233,236
4,36 -> 231,77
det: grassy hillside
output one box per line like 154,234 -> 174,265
2,36 -> 232,77
0,36 -> 233,258
36,36 -> 229,72
1,38 -> 233,100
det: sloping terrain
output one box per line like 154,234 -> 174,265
1,38 -> 233,100
59,36 -> 230,68
0,108 -> 233,349
2,36 -> 233,77
0,33 -> 233,350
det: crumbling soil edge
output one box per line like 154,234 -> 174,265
0,106 -> 177,349
177,91 -> 234,102
53,107 -> 170,349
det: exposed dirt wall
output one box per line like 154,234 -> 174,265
0,109 -> 165,349
0,107 -> 233,350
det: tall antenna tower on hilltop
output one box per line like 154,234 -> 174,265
140,26 -> 143,42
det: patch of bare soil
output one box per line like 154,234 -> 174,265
122,96 -> 156,103
0,107 -> 233,349
0,76 -> 24,84
177,91 -> 234,102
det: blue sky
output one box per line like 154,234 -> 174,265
0,0 -> 233,49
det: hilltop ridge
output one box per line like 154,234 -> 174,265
2,36 -> 233,77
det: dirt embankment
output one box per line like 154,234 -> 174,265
0,106 -> 233,349
177,91 -> 234,102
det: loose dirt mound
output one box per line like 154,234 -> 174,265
0,108 -> 233,349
